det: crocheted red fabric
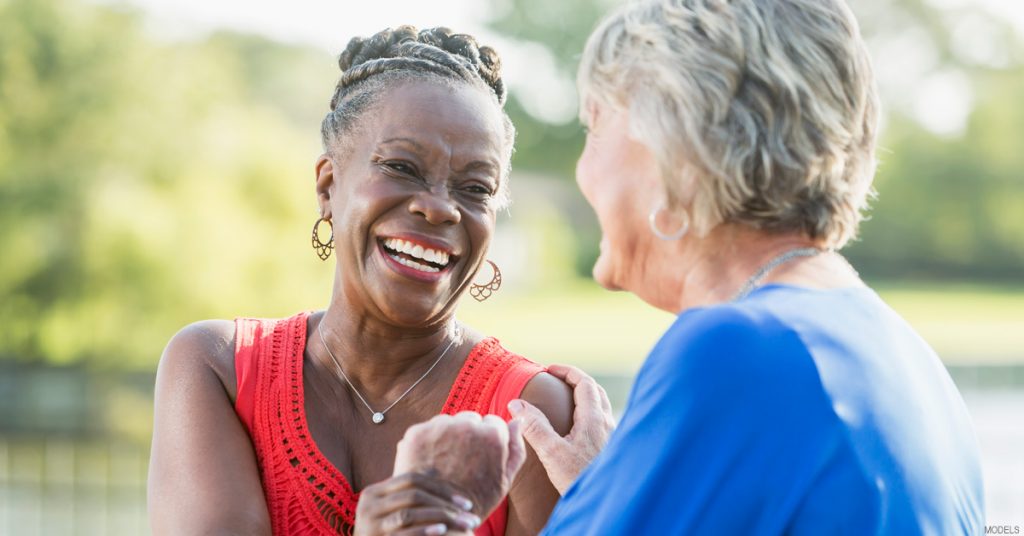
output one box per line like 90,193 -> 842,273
233,311 -> 545,535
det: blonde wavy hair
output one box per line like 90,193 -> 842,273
579,0 -> 880,248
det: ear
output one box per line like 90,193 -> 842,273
315,154 -> 335,219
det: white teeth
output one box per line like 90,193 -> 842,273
382,238 -> 451,266
388,252 -> 440,273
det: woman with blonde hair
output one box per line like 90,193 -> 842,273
390,0 -> 985,534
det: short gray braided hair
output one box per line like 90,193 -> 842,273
321,26 -> 515,207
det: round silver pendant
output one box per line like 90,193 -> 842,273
372,412 -> 385,424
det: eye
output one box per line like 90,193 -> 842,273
458,178 -> 497,198
383,161 -> 417,175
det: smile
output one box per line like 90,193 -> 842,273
379,237 -> 454,275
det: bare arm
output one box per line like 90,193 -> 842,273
147,320 -> 271,536
507,364 -> 616,495
505,372 -> 574,536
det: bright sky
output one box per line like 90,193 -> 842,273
101,0 -> 489,52
93,0 -> 1024,135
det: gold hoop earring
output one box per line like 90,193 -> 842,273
469,260 -> 502,302
311,217 -> 334,261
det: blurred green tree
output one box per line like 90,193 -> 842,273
849,70 -> 1024,281
0,0 -> 338,368
844,0 -> 1024,281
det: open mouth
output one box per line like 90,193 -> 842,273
379,237 -> 454,274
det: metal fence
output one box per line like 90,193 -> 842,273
0,368 -> 1021,535
0,439 -> 148,536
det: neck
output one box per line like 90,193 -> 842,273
652,224 -> 836,313
312,274 -> 459,402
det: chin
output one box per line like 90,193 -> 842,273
591,256 -> 623,292
379,299 -> 451,328
365,281 -> 453,328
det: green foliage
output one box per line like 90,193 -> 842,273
847,95 -> 1024,280
0,0 -> 339,368
486,0 -> 614,179
484,0 -> 616,277
503,97 -> 586,181
490,0 -> 617,73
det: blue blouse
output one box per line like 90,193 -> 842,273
542,284 -> 984,535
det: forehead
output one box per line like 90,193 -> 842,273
370,81 -> 505,157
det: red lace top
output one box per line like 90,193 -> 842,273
233,312 -> 545,536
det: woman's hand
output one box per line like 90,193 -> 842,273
393,412 -> 528,519
354,472 -> 481,536
507,364 -> 616,495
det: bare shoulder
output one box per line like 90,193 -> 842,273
159,319 -> 237,400
519,372 -> 574,436
150,319 -> 270,534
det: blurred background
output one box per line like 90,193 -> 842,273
0,0 -> 1022,532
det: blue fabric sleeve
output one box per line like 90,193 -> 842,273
542,306 -> 878,535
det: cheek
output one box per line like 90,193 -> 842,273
575,138 -> 601,206
594,192 -> 635,266
578,163 -> 632,284
575,138 -> 621,223
463,210 -> 495,259
337,180 -> 385,236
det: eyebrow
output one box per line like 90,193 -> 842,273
462,160 -> 500,174
378,137 -> 426,151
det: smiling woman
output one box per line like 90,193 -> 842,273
146,26 -> 572,536
320,79 -> 511,326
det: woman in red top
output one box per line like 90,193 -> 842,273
147,26 -> 573,536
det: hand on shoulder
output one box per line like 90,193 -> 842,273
509,365 -> 615,495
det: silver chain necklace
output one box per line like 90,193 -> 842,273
731,247 -> 824,301
317,321 -> 461,425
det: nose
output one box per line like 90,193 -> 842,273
408,185 -> 461,226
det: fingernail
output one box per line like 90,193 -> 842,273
456,512 -> 482,529
452,494 -> 474,511
508,399 -> 524,414
425,523 -> 448,535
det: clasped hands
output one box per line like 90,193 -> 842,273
354,365 -> 614,536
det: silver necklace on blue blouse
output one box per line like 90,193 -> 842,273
731,247 -> 824,302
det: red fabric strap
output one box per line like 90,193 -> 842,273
233,317 -> 264,432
